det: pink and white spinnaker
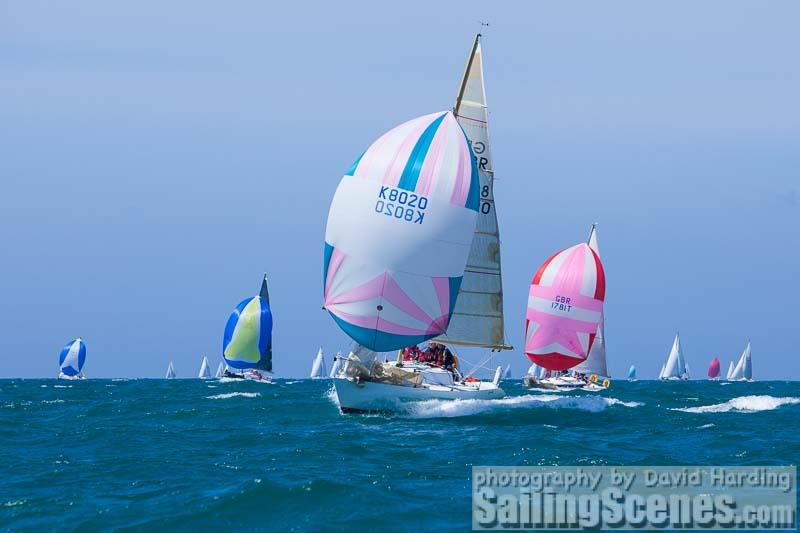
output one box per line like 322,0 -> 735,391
524,243 -> 606,371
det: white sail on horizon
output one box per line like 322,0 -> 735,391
310,347 -> 327,379
166,361 -> 176,379
729,341 -> 753,381
215,361 -> 225,379
435,34 -> 509,350
198,356 -> 211,379
660,333 -> 688,379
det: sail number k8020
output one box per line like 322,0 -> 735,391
375,186 -> 427,224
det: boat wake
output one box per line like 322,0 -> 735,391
404,394 -> 641,419
672,395 -> 800,414
206,392 -> 261,400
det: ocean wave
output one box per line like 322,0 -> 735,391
41,399 -> 65,404
404,394 -> 641,419
206,392 -> 261,400
53,385 -> 70,388
672,395 -> 800,414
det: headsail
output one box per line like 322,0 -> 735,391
223,275 -> 273,371
59,338 -> 86,377
166,361 -> 176,379
323,110 -> 479,352
215,361 -> 225,379
627,365 -> 636,379
525,243 -> 606,371
726,361 -> 734,380
707,357 -> 720,379
198,356 -> 211,379
436,34 -> 509,350
310,347 -> 327,379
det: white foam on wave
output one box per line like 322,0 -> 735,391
53,385 -> 70,388
206,392 -> 261,400
720,382 -> 731,386
673,395 -> 800,414
697,423 -> 715,429
41,399 -> 65,404
405,394 -> 642,419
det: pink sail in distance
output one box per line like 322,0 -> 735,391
524,243 -> 606,371
708,357 -> 721,379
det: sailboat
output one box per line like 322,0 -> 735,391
198,356 -> 211,379
165,361 -> 176,379
707,357 -> 721,380
548,224 -> 611,391
310,347 -> 327,379
728,341 -> 753,381
627,365 -> 636,381
503,364 -> 512,380
658,333 -> 689,380
523,231 -> 607,392
58,338 -> 87,380
326,34 -> 508,412
221,275 -> 273,382
726,360 -> 735,380
214,361 -> 225,379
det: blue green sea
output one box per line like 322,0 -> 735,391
1,379 -> 798,530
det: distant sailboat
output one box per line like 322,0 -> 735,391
503,364 -> 512,380
707,357 -> 721,380
658,333 -> 689,380
197,356 -> 211,379
726,360 -> 735,380
222,275 -> 273,382
627,365 -> 636,381
728,341 -> 753,381
166,361 -> 176,379
215,361 -> 225,379
310,347 -> 327,379
58,338 -> 86,380
524,225 -> 607,392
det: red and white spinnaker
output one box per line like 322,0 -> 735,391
524,243 -> 606,371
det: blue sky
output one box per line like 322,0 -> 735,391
1,1 -> 797,378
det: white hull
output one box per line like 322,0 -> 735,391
660,376 -> 689,381
332,376 -> 504,413
524,374 -> 608,392
58,373 -> 84,380
220,369 -> 273,383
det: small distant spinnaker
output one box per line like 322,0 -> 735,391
627,365 -> 636,380
524,243 -> 606,371
223,275 -> 273,371
59,338 -> 86,377
708,357 -> 720,379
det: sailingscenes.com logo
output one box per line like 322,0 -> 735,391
471,466 -> 796,530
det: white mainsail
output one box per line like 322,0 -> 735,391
166,361 -> 176,379
660,333 -> 688,379
729,341 -> 753,381
726,361 -> 735,380
435,34 -> 510,351
215,361 -> 225,379
310,347 -> 327,379
198,356 -> 211,379
572,224 -> 609,377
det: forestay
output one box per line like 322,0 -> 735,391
435,34 -> 509,350
324,111 -> 479,352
